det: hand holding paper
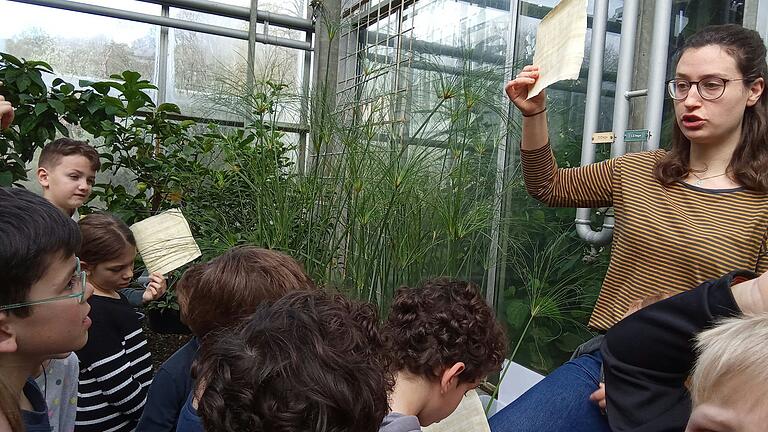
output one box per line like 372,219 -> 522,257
526,0 -> 588,99
504,65 -> 547,115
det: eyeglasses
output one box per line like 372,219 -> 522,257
0,258 -> 88,311
667,77 -> 748,101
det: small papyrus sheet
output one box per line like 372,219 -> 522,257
421,390 -> 490,432
130,209 -> 202,275
527,0 -> 588,99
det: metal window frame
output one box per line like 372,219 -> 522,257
5,0 -> 316,135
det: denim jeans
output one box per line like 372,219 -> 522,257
488,351 -> 611,432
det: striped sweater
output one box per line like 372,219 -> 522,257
522,144 -> 768,330
75,293 -> 153,432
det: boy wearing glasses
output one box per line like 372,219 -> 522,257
0,187 -> 92,432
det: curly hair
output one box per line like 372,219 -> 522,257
196,290 -> 393,432
383,277 -> 507,383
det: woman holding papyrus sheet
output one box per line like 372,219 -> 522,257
489,24 -> 768,431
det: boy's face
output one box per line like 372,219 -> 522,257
1,254 -> 92,361
37,155 -> 96,214
686,377 -> 768,432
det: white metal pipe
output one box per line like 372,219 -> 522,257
575,0 -> 613,245
7,0 -> 312,51
136,0 -> 315,31
644,0 -> 672,150
610,0 -> 640,158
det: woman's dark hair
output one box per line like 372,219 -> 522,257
195,290 -> 392,432
178,246 -> 315,337
0,187 -> 80,318
383,277 -> 507,383
78,213 -> 136,266
655,24 -> 768,191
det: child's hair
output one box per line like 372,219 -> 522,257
383,277 -> 507,383
175,262 -> 206,319
196,290 -> 392,432
690,313 -> 768,405
38,138 -> 101,172
178,246 -> 315,338
0,187 -> 80,317
78,213 -> 136,266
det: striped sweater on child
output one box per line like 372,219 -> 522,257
75,293 -> 153,432
521,144 -> 768,331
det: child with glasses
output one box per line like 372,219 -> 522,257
494,23 -> 767,432
73,213 -> 166,432
0,187 -> 93,432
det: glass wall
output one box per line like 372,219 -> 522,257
338,0 -> 761,373
0,0 -> 309,124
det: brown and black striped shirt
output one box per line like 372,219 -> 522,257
522,144 -> 768,331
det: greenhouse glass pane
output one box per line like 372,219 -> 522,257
0,0 -> 159,86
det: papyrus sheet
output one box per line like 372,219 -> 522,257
527,0 -> 588,99
421,390 -> 491,432
130,209 -> 201,275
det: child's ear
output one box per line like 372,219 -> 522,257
80,260 -> 92,274
36,167 -> 50,188
439,362 -> 466,394
0,313 -> 19,354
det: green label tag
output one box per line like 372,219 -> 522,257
624,129 -> 650,142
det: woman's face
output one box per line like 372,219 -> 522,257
673,45 -> 763,147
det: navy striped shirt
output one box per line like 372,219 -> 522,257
75,293 -> 153,432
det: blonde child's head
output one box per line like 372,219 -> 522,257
686,314 -> 768,432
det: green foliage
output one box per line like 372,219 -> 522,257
144,285 -> 181,312
3,53 -> 611,373
0,53 -> 74,186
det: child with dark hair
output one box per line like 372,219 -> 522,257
163,246 -> 316,432
193,290 -> 392,432
36,138 -> 101,219
74,213 -> 166,432
0,187 -> 92,432
380,277 -> 507,431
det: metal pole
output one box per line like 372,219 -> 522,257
611,0 -> 640,158
575,0 -> 614,246
247,0 -> 259,93
297,10 -> 313,175
643,0 -> 672,151
7,0 -> 312,51
135,0 -> 315,31
156,5 -> 170,105
486,0 -> 521,307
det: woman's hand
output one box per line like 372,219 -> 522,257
142,272 -> 167,304
504,65 -> 547,116
589,383 -> 607,413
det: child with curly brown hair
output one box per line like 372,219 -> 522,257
193,290 -> 393,432
380,277 -> 508,431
